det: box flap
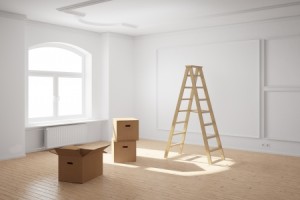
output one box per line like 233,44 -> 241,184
53,146 -> 82,157
113,117 -> 138,121
80,144 -> 110,156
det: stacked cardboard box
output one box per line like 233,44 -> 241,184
112,118 -> 139,163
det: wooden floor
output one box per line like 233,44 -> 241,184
1,140 -> 300,200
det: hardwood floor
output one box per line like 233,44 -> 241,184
1,140 -> 300,200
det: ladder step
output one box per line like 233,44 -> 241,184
206,134 -> 216,139
199,98 -> 207,101
185,86 -> 203,89
201,110 -> 210,113
175,121 -> 186,124
173,131 -> 186,136
204,122 -> 214,126
181,98 -> 192,100
209,147 -> 221,152
183,110 -> 210,113
179,110 -> 192,112
170,143 -> 183,147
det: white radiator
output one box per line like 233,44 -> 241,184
44,123 -> 87,148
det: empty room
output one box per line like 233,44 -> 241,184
1,0 -> 300,199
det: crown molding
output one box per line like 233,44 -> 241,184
197,1 -> 300,20
0,10 -> 26,20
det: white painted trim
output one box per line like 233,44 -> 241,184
78,18 -> 138,29
264,136 -> 300,143
57,0 -> 112,12
193,1 -> 300,20
0,10 -> 26,20
26,118 -> 107,129
137,15 -> 300,38
260,40 -> 265,139
264,87 -> 300,92
28,71 -> 83,77
27,43 -> 90,124
264,33 -> 300,40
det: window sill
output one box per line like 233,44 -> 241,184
26,118 -> 108,130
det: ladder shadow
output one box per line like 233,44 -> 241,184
133,155 -> 205,173
167,153 -> 226,166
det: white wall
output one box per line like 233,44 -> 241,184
133,17 -> 300,156
101,33 -> 135,141
25,21 -> 108,152
0,12 -> 26,160
2,10 -> 299,158
25,23 -> 135,151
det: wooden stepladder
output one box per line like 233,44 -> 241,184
164,65 -> 225,164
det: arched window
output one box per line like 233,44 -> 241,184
27,43 -> 91,124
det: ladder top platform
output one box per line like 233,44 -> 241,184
186,65 -> 203,68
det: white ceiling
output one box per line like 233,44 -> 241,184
1,0 -> 300,36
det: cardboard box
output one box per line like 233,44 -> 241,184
112,140 -> 136,163
51,144 -> 109,184
113,118 -> 139,141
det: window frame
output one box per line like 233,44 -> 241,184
27,43 -> 89,124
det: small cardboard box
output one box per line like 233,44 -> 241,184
112,140 -> 136,163
113,118 -> 139,141
51,144 -> 109,184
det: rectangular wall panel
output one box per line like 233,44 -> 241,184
157,40 -> 260,138
266,36 -> 300,86
265,92 -> 300,142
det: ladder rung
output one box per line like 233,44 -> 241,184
181,98 -> 192,100
209,147 -> 221,152
179,110 -> 191,112
201,110 -> 210,113
204,122 -> 214,126
199,98 -> 207,101
185,86 -> 203,89
173,131 -> 186,136
206,134 -> 216,139
188,110 -> 210,113
175,121 -> 186,124
170,143 -> 183,147
187,74 -> 201,76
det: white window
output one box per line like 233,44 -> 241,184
27,43 -> 91,124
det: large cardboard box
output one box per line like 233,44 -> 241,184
113,118 -> 139,141
51,144 -> 109,184
112,140 -> 136,163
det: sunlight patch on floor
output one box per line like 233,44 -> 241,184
104,147 -> 235,176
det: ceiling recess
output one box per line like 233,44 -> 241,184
57,0 -> 138,28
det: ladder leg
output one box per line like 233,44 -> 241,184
190,67 -> 213,164
198,67 -> 225,163
164,68 -> 190,158
179,68 -> 200,154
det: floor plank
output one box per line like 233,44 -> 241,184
0,140 -> 300,200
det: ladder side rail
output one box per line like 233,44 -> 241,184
179,67 -> 196,154
198,68 -> 225,160
191,67 -> 213,164
164,68 -> 190,158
